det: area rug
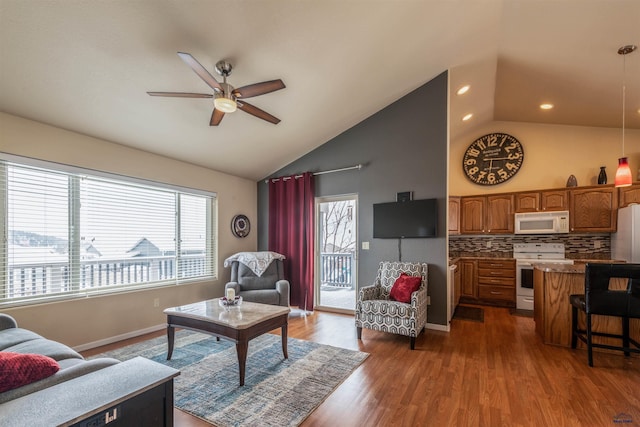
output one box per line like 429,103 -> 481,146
453,305 -> 484,322
91,330 -> 368,427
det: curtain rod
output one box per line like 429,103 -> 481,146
265,164 -> 363,183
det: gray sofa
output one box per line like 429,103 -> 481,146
0,313 -> 120,404
225,259 -> 290,307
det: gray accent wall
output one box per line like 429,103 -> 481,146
257,71 -> 449,326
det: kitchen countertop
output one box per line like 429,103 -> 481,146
449,252 -> 512,259
533,260 -> 626,274
449,252 -> 616,261
449,255 -> 514,262
533,263 -> 585,274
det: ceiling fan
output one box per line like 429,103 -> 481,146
148,52 -> 285,126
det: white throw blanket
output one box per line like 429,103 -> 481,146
223,251 -> 286,277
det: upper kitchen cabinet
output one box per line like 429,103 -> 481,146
460,197 -> 484,233
515,190 -> 568,212
541,190 -> 568,211
569,186 -> 618,232
449,197 -> 461,235
460,194 -> 514,234
487,195 -> 515,233
514,192 -> 539,212
618,183 -> 640,207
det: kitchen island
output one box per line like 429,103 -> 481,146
533,263 -> 640,350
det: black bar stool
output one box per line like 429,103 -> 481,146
570,263 -> 640,366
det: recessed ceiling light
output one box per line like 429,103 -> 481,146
540,103 -> 554,110
456,85 -> 470,95
462,113 -> 473,121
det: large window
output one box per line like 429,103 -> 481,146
0,158 -> 217,307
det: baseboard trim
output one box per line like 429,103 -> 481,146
74,319 -> 450,351
426,322 -> 450,332
74,323 -> 166,352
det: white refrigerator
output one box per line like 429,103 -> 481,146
612,204 -> 640,262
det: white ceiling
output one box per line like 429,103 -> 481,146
1,1 -> 639,180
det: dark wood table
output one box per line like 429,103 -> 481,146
164,299 -> 290,386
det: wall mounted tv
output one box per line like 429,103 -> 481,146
373,198 -> 438,238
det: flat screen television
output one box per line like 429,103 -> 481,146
373,198 -> 438,238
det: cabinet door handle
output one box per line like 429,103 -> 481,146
490,291 -> 502,295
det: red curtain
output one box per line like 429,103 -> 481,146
268,172 -> 315,311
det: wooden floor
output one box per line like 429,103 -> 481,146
83,305 -> 640,427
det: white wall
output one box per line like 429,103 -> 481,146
0,112 -> 258,348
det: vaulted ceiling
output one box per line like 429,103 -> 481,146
1,1 -> 639,180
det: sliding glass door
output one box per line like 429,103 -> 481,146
314,195 -> 357,313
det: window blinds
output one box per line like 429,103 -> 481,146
0,160 -> 217,306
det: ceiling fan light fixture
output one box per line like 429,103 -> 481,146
214,94 -> 237,113
150,53 -> 284,125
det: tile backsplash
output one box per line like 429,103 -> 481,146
449,233 -> 611,259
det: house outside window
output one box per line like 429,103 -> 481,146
0,157 -> 217,307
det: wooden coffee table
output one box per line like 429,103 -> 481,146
163,299 -> 290,386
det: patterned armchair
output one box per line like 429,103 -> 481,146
355,261 -> 428,350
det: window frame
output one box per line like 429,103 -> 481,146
0,154 -> 218,308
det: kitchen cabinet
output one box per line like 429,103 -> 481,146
515,190 -> 567,212
541,190 -> 568,211
569,186 -> 618,232
460,197 -> 484,234
460,194 -> 514,234
449,197 -> 461,235
458,184 -> 619,234
459,259 -> 478,299
477,259 -> 515,306
618,183 -> 640,207
457,258 -> 515,307
514,192 -> 539,212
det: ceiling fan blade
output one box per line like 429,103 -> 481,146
177,52 -> 223,92
238,101 -> 281,124
233,79 -> 286,99
210,108 -> 224,126
147,92 -> 213,98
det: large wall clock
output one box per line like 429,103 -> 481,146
462,133 -> 524,185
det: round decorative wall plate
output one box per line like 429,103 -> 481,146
462,133 -> 524,185
231,214 -> 250,238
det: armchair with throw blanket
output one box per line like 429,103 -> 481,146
355,261 -> 428,350
224,252 -> 290,307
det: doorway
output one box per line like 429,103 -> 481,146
315,195 -> 357,313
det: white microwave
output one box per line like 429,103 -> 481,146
514,211 -> 570,234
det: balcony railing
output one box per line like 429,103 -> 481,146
6,255 -> 207,299
320,252 -> 353,289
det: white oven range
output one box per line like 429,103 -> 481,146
514,243 -> 574,310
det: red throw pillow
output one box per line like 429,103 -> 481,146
389,273 -> 422,303
0,352 -> 60,393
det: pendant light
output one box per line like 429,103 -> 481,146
615,45 -> 636,187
